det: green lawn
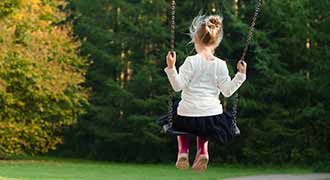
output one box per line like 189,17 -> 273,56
0,159 -> 313,180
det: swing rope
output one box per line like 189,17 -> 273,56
166,0 -> 262,134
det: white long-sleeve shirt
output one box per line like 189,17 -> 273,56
164,54 -> 246,117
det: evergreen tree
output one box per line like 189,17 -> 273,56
64,0 -> 175,161
62,0 -> 330,165
223,0 -> 330,164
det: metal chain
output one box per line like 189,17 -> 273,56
167,0 -> 176,125
170,0 -> 176,53
233,0 -> 262,123
240,0 -> 262,62
232,93 -> 239,121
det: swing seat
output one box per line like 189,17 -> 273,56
156,100 -> 193,136
157,114 -> 193,136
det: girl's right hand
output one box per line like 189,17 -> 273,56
166,51 -> 176,69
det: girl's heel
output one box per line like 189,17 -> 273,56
175,153 -> 189,170
192,154 -> 209,172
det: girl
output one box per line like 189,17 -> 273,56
164,15 -> 247,172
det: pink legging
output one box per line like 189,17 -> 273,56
177,135 -> 208,154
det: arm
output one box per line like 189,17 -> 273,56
164,52 -> 193,92
217,61 -> 247,97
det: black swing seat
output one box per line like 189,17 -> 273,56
156,100 -> 193,136
156,114 -> 193,136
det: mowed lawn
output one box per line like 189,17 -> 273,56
0,159 -> 313,180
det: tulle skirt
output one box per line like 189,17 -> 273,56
172,112 -> 235,144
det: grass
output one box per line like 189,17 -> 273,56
0,158 -> 314,180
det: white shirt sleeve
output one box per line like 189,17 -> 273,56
217,62 -> 246,97
164,57 -> 194,92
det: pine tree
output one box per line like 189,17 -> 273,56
62,0 -> 330,165
64,0 -> 176,161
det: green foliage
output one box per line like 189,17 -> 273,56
232,0 -> 330,165
0,0 -> 89,155
314,162 -> 330,173
57,0 -> 173,162
58,0 -> 330,165
0,0 -> 20,18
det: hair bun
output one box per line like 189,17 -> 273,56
190,14 -> 224,46
206,16 -> 222,29
205,15 -> 222,41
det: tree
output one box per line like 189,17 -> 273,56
223,0 -> 330,164
61,0 -> 175,162
0,0 -> 89,156
62,0 -> 330,165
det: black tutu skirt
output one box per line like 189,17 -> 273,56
157,100 -> 236,144
172,112 -> 235,144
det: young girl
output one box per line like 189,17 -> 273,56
164,15 -> 247,172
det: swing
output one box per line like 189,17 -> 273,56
158,0 -> 262,137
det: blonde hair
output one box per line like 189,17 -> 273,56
189,15 -> 223,47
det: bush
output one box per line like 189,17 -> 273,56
0,0 -> 20,18
0,0 -> 89,155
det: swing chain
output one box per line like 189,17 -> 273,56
168,0 -> 176,125
240,0 -> 262,62
170,0 -> 176,53
233,0 -> 262,131
232,93 -> 239,120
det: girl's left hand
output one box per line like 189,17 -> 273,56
237,60 -> 247,74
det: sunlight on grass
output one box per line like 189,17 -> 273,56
0,177 -> 20,180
